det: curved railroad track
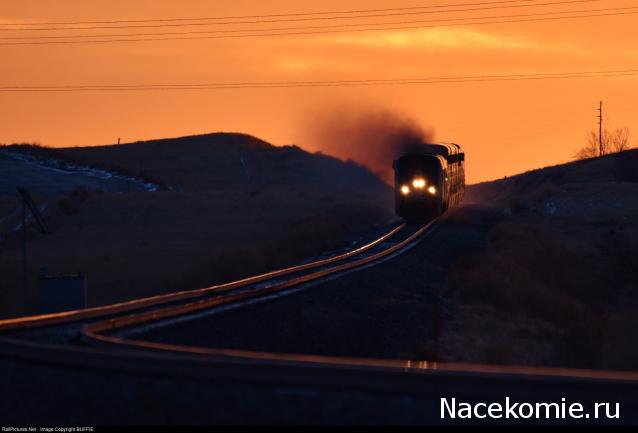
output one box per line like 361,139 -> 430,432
0,219 -> 431,342
1,212 -> 638,424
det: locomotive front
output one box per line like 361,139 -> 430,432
392,153 -> 444,222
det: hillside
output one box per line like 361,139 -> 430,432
0,133 -> 394,318
446,149 -> 638,371
56,133 -> 388,200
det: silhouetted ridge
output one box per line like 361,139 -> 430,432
54,132 -> 391,201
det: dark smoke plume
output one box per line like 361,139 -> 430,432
303,106 -> 434,183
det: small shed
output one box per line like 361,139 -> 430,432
38,270 -> 87,313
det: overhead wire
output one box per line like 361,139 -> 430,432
1,69 -> 636,92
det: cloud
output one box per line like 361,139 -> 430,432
321,28 -> 539,51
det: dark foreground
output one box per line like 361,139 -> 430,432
1,340 -> 637,425
1,204 -> 637,424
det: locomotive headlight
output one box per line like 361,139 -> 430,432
427,186 -> 437,195
400,185 -> 410,195
412,178 -> 426,189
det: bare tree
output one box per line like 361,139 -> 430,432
574,131 -> 600,159
574,127 -> 632,160
609,126 -> 631,153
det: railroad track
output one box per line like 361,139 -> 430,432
0,219 -> 434,343
2,213 -> 638,421
82,220 -> 436,345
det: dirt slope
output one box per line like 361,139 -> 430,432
447,149 -> 638,370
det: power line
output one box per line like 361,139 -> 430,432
0,0 -> 564,26
0,0 -> 599,32
3,69 -> 637,88
2,6 -> 636,45
0,0 -> 542,26
0,0 -> 607,41
1,69 -> 636,92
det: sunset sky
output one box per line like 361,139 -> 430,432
1,0 -> 637,182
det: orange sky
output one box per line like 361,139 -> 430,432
1,0 -> 637,183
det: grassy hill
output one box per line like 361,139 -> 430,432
0,133 -> 393,318
57,133 -> 388,199
447,149 -> 638,371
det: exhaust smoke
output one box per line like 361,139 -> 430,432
302,106 -> 434,183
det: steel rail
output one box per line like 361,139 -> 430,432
78,212 -> 638,385
81,331 -> 638,384
4,336 -> 638,400
3,212 -> 638,389
83,220 -> 435,338
0,222 -> 406,332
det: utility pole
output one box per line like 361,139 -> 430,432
598,101 -> 603,156
21,198 -> 27,301
17,188 -> 51,310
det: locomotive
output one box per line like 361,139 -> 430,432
392,143 -> 465,222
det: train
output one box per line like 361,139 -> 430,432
392,143 -> 465,222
